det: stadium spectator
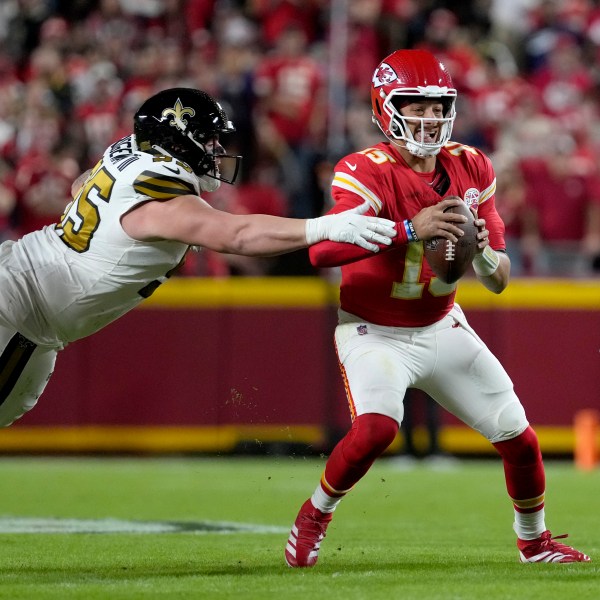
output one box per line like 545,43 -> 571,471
0,2 -> 599,276
10,140 -> 78,237
492,154 -> 531,275
517,132 -> 600,275
212,12 -> 260,176
283,49 -> 591,569
470,43 -> 533,152
529,33 -> 594,123
253,23 -> 325,218
415,8 -> 485,94
0,159 -> 16,242
251,0 -> 321,49
523,0 -> 586,73
82,0 -> 143,73
0,53 -> 21,163
73,61 -> 123,160
343,0 -> 386,103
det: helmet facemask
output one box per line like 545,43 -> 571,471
194,140 -> 239,193
379,89 -> 456,158
179,127 -> 241,188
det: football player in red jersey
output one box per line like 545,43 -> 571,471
284,49 -> 591,568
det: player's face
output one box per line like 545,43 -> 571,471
201,135 -> 241,186
204,136 -> 224,157
203,136 -> 224,174
400,100 -> 445,144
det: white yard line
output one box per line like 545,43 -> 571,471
0,516 -> 288,534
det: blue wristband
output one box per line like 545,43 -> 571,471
403,219 -> 419,242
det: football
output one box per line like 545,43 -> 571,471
423,199 -> 478,284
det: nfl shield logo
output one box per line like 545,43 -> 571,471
357,324 -> 368,336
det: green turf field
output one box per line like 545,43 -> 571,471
0,456 -> 597,599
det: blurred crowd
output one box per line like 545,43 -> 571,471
1,0 -> 600,277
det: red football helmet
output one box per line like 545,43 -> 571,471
371,49 -> 457,158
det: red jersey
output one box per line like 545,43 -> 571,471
310,141 -> 505,327
519,157 -> 600,242
254,55 -> 322,145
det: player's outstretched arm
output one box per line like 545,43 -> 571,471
121,196 -> 396,256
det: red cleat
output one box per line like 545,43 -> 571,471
518,531 -> 591,563
285,499 -> 333,568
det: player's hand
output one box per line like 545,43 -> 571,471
411,196 -> 468,243
305,201 -> 397,251
471,207 -> 489,252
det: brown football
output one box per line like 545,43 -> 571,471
423,199 -> 478,284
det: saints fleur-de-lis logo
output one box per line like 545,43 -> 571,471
162,98 -> 195,132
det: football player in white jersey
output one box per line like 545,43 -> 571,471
0,87 -> 398,427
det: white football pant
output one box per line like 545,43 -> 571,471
335,305 -> 529,443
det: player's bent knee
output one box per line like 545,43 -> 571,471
0,345 -> 56,428
485,400 -> 529,444
0,391 -> 41,427
498,401 -> 528,434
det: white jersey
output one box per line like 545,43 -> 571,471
0,135 -> 201,348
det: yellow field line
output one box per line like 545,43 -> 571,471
140,277 -> 600,310
0,425 -> 324,453
0,425 -> 592,454
455,279 -> 600,310
141,277 -> 336,308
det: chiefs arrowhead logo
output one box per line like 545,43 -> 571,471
372,62 -> 397,88
464,188 -> 480,208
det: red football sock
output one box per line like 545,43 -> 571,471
321,413 -> 398,495
493,426 -> 546,513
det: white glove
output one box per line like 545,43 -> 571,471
305,201 -> 397,251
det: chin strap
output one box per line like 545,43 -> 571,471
198,174 -> 221,193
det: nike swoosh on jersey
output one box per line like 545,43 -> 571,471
164,165 -> 181,174
345,162 -> 357,171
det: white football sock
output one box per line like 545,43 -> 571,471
513,508 -> 546,540
311,484 -> 342,514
